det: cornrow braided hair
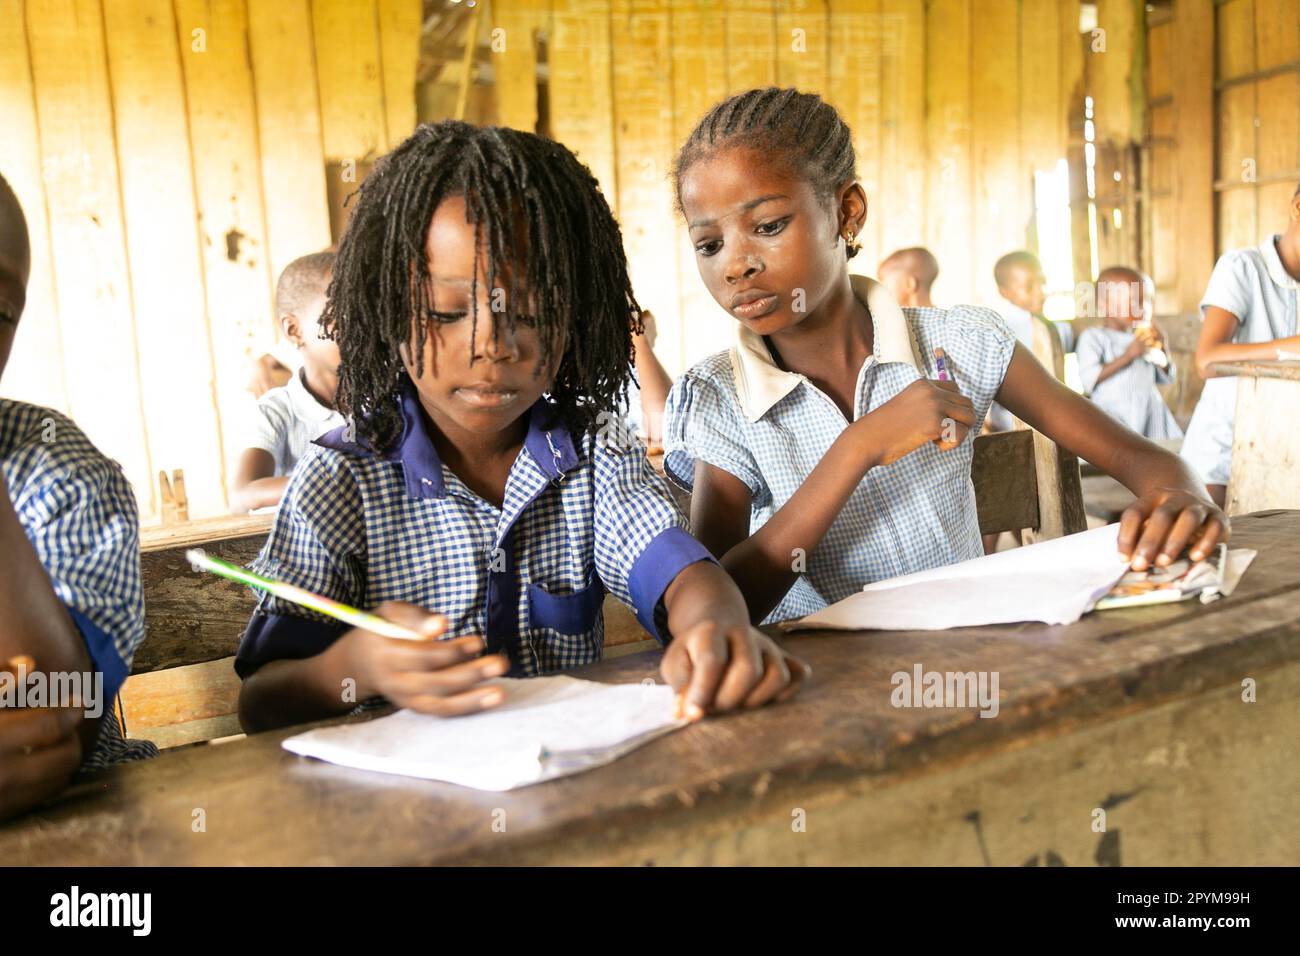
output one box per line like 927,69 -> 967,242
673,87 -> 860,257
322,120 -> 642,452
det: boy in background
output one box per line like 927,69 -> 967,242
230,251 -> 344,513
1076,266 -> 1181,440
877,247 -> 939,309
0,173 -> 155,821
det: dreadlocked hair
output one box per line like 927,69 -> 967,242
322,120 -> 642,453
673,87 -> 861,258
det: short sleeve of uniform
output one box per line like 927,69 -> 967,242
1075,326 -> 1107,394
934,305 -> 1017,425
235,446 -> 368,676
662,369 -> 764,498
1200,251 -> 1252,324
9,416 -> 144,702
244,388 -> 291,468
590,437 -> 716,641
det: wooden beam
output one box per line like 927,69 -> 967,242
247,0 -> 331,282
878,0 -> 927,263
775,0 -> 828,94
724,0 -> 776,93
548,0 -> 618,206
1171,0 -> 1215,310
492,0 -> 540,132
312,0 -> 389,159
827,0 -> 881,270
378,0 -> 422,144
925,0 -> 973,303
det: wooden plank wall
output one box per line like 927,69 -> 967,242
0,0 -> 422,521
505,0 -> 1088,371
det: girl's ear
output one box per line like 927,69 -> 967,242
836,181 -> 868,240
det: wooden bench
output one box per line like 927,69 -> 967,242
1209,359 -> 1300,515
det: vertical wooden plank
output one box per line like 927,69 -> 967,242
724,0 -> 776,93
25,0 -> 155,513
971,0 -> 1024,306
776,0 -> 828,94
925,0 -> 973,304
492,0 -> 540,132
377,0 -> 421,144
878,0 -> 926,269
0,0 -> 68,413
1021,0 -> 1063,177
549,0 -> 618,205
1171,0 -> 1214,309
669,0 -> 730,366
1216,0 -> 1255,81
1093,0 -> 1142,146
174,0 -> 280,490
311,0 -> 388,160
827,0 -> 881,272
103,0 -> 228,518
246,0 -> 331,295
611,0 -> 681,371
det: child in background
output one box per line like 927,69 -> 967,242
0,173 -> 155,821
624,308 -> 674,447
1180,183 -> 1300,507
229,251 -> 345,513
1076,267 -> 1182,440
988,250 -> 1074,430
236,122 -> 806,733
664,88 -> 1227,626
877,247 -> 939,309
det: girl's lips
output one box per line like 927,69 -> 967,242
454,386 -> 521,408
730,294 -> 779,319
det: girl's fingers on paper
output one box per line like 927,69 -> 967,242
1160,507 -> 1207,563
402,685 -> 505,718
711,628 -> 767,712
1189,514 -> 1227,561
1132,504 -> 1179,570
739,641 -> 792,709
682,622 -> 727,718
1117,502 -> 1152,559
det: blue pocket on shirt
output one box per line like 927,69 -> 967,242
527,576 -> 606,636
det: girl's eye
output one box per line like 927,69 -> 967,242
755,216 -> 791,237
514,313 -> 539,328
695,239 -> 722,258
427,309 -> 467,324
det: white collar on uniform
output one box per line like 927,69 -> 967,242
1261,235 -> 1300,290
729,274 -> 919,423
287,367 -> 338,424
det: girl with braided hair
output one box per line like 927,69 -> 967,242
664,88 -> 1227,625
235,121 -> 806,732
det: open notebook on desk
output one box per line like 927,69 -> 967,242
283,676 -> 686,791
782,524 -> 1133,632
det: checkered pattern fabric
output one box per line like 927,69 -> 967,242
1076,326 -> 1181,440
664,305 -> 1017,624
238,383 -> 713,679
1,399 -> 157,768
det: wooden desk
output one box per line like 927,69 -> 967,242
1209,360 -> 1300,514
11,511 -> 1297,865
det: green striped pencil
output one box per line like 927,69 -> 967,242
185,549 -> 424,641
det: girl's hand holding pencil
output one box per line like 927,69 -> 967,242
188,550 -> 508,716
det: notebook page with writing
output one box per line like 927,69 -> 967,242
282,676 -> 686,791
781,524 -> 1131,632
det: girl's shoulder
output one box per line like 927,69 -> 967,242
672,349 -> 742,405
904,304 -> 1017,356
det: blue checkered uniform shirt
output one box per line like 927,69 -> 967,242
237,379 -> 714,679
663,278 -> 1017,624
1,399 -> 157,771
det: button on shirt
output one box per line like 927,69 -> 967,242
245,367 -> 346,476
236,379 -> 714,679
1181,235 -> 1300,485
0,400 -> 157,770
663,276 -> 1017,624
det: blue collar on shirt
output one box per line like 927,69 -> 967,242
313,378 -> 580,499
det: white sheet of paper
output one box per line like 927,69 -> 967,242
282,676 -> 686,791
780,524 -> 1131,632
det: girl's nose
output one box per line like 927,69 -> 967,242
725,252 -> 765,285
474,313 -> 522,363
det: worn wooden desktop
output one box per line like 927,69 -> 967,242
6,511 -> 1297,866
1208,359 -> 1300,514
